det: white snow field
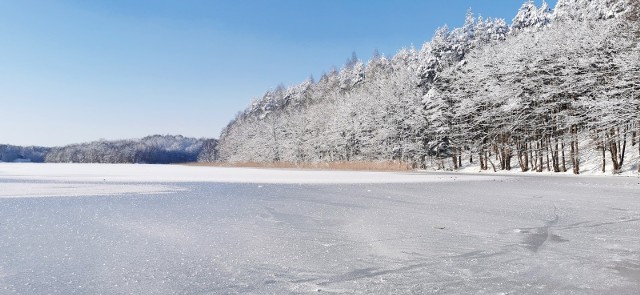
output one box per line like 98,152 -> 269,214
0,163 -> 491,197
0,163 -> 639,294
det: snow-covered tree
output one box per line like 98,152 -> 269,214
216,0 -> 638,174
511,0 -> 552,31
44,135 -> 213,164
553,0 -> 629,21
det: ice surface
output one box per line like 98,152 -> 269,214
0,183 -> 184,198
0,164 -> 639,294
0,163 -> 493,186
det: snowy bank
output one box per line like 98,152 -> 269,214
0,163 -> 494,184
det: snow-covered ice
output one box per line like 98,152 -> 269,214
0,163 -> 639,294
0,163 -> 497,198
0,163 -> 493,186
0,183 -> 184,198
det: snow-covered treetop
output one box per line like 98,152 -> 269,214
511,0 -> 552,31
553,0 -> 629,21
226,0 -> 631,130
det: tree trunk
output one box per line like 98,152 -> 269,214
548,137 -> 555,172
537,140 -> 543,172
602,136 -> 607,174
517,140 -> 527,172
550,137 -> 560,173
620,127 -> 627,169
561,139 -> 567,172
495,142 -> 503,171
501,142 -> 511,171
524,141 -> 530,172
451,153 -> 458,170
517,149 -> 524,172
545,138 -> 551,172
570,125 -> 579,175
484,150 -> 489,171
531,141 -> 538,172
608,128 -> 620,173
487,156 -> 497,172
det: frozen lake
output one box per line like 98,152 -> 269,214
1,164 -> 639,294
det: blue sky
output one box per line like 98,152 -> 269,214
0,0 -> 556,146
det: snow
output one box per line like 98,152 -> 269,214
0,162 -> 636,198
0,183 -> 184,198
0,162 -> 493,185
0,167 -> 639,294
0,163 -> 500,198
4,159 -> 640,292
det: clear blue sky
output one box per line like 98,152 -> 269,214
0,0 -> 556,146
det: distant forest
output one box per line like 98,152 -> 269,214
0,135 -> 216,164
218,0 -> 640,174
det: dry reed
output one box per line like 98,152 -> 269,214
183,161 -> 413,171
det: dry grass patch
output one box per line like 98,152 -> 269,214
184,161 -> 413,171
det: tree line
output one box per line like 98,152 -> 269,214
218,0 -> 640,174
1,135 -> 217,164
